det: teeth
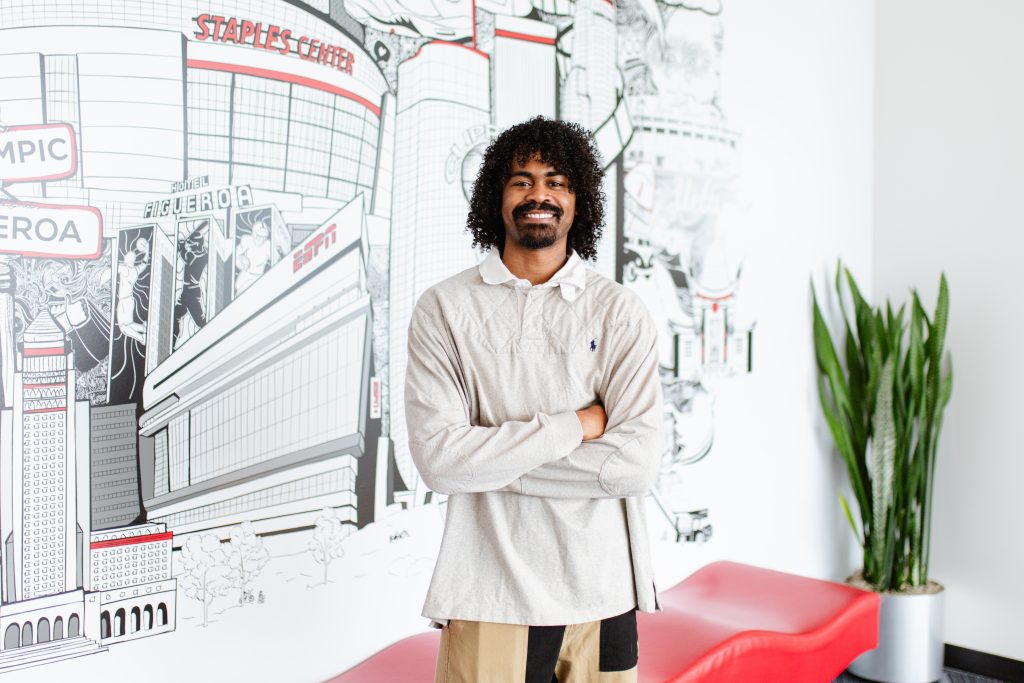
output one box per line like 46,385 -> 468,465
526,212 -> 553,218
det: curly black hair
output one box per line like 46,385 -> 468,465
466,116 -> 606,261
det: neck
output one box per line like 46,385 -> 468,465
500,239 -> 570,286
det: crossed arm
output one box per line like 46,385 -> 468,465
403,298 -> 664,499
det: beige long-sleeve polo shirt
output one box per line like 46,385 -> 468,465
404,248 -> 664,627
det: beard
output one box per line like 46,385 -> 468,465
510,201 -> 562,250
513,223 -> 558,250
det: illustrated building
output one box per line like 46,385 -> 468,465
0,314 -> 177,666
388,42 -> 491,498
2,310 -> 90,603
623,11 -> 750,381
674,293 -> 753,380
139,197 -> 374,538
559,0 -> 631,277
0,312 -> 99,665
145,227 -> 180,377
86,523 -> 176,645
89,404 -> 142,531
560,0 -> 617,134
492,17 -> 556,130
0,1 -> 390,234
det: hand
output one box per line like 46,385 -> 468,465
575,403 -> 607,441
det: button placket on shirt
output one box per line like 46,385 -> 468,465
511,283 -> 526,343
522,287 -> 545,344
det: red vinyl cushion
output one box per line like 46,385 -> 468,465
637,561 -> 880,683
327,560 -> 880,683
330,632 -> 440,683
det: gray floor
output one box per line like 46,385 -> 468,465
833,668 -> 1007,683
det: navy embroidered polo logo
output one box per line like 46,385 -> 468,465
590,338 -> 597,352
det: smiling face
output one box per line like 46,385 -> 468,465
500,153 -> 576,253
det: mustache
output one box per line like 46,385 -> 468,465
512,201 -> 562,221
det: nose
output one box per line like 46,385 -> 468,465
525,182 -> 551,205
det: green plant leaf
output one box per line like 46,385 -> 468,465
813,285 -> 855,421
940,352 -> 953,407
835,258 -> 857,343
845,328 -> 867,452
932,274 -> 950,367
908,295 -> 925,406
840,493 -> 861,541
870,356 -> 897,574
817,373 -> 869,521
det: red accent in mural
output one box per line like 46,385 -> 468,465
23,347 -> 66,356
91,531 -> 174,550
494,29 -> 556,45
186,59 -> 381,117
293,223 -> 339,273
192,14 -> 356,75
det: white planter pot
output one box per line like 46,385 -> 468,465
847,581 -> 945,683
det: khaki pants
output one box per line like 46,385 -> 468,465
434,608 -> 638,683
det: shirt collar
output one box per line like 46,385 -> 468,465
479,249 -> 587,302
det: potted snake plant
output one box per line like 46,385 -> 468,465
812,263 -> 952,683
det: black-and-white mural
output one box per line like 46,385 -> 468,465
0,0 -> 751,677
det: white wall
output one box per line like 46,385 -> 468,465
652,0 -> 875,590
874,0 -> 1024,662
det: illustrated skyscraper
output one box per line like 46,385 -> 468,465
388,42 -> 491,498
1,310 -> 90,602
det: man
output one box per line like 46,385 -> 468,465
173,219 -> 209,346
116,235 -> 150,344
235,217 -> 276,293
405,116 -> 664,682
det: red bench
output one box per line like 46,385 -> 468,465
328,561 -> 880,683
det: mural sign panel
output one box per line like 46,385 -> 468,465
0,123 -> 76,183
0,201 -> 102,259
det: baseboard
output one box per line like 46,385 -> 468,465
945,644 -> 1024,682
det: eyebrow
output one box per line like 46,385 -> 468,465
508,170 -> 567,179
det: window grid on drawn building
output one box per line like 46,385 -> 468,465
153,430 -> 169,496
329,103 -> 376,201
156,465 -> 356,528
97,501 -> 137,513
355,110 -> 379,190
388,88 -> 488,484
95,453 -> 137,465
92,431 -> 133,443
168,414 -> 189,491
285,84 -> 332,196
186,68 -> 232,185
185,71 -> 380,201
186,83 -> 229,163
186,317 -> 364,484
92,418 -> 134,432
93,443 -> 135,456
93,407 -> 136,421
92,544 -> 168,588
95,476 -> 136,490
43,54 -> 82,189
229,75 -> 289,190
156,254 -> 174,367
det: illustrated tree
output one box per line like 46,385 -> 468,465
226,520 -> 270,604
307,507 -> 353,585
179,533 -> 236,627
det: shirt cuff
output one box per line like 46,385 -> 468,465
549,409 -> 585,456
